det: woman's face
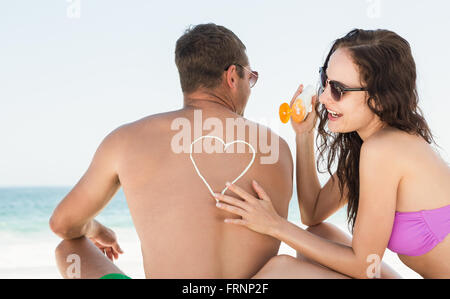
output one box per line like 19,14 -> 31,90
318,47 -> 380,137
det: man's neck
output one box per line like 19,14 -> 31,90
183,89 -> 239,115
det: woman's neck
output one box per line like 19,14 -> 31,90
357,117 -> 387,141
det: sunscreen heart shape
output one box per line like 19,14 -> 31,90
189,135 -> 256,202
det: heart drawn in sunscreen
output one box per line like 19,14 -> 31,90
189,135 -> 256,202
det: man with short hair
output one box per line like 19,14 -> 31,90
50,23 -> 293,278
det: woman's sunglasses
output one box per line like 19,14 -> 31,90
319,67 -> 367,101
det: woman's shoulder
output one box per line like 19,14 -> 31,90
361,127 -> 429,165
363,127 -> 423,149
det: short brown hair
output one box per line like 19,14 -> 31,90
175,23 -> 249,93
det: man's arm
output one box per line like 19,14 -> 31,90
49,127 -> 124,240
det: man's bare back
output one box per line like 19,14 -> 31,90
51,23 -> 293,279
114,107 -> 293,278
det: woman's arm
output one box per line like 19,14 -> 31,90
290,84 -> 346,226
296,131 -> 346,226
215,137 -> 400,278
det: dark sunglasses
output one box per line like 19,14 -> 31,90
225,64 -> 259,88
319,67 -> 367,101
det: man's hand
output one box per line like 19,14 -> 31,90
87,220 -> 124,261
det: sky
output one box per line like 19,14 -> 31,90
1,0 -> 449,186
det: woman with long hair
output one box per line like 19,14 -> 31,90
215,29 -> 450,278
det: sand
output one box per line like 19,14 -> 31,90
0,225 -> 422,279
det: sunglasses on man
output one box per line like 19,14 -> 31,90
318,67 -> 367,101
225,64 -> 259,88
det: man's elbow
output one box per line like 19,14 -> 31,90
49,215 -> 62,235
49,215 -> 72,239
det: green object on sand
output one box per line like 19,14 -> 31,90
99,273 -> 132,279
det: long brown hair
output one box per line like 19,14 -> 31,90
316,29 -> 435,231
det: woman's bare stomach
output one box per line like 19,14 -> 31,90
398,235 -> 450,278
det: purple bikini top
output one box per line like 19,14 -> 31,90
387,204 -> 450,256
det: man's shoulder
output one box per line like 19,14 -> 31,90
114,110 -> 184,134
249,120 -> 292,159
240,117 -> 290,145
98,111 -> 178,149
133,110 -> 183,125
238,119 -> 292,172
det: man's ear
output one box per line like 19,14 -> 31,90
225,65 -> 238,89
